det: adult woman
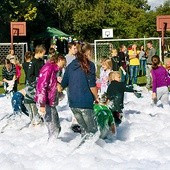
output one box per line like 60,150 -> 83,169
60,43 -> 98,136
139,45 -> 146,76
128,44 -> 140,85
2,59 -> 17,93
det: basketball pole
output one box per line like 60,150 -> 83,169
161,22 -> 167,62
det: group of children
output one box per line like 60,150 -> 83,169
95,50 -> 170,139
1,43 -> 170,142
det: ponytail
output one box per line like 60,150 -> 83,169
151,55 -> 160,69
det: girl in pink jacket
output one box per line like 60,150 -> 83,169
34,54 -> 66,140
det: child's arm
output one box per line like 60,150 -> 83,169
119,66 -> 126,75
61,67 -> 69,89
110,124 -> 116,134
27,61 -> 36,83
90,86 -> 99,103
0,81 -> 3,86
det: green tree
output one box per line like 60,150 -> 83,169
156,0 -> 170,15
124,0 -> 150,11
73,0 -> 149,41
0,0 -> 37,22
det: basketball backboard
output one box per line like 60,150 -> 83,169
10,22 -> 26,36
102,28 -> 113,38
156,15 -> 170,32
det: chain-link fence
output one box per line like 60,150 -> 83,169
0,43 -> 28,65
94,38 -> 162,64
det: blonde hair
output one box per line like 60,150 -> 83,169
111,48 -> 118,57
35,45 -> 46,54
109,71 -> 120,81
103,58 -> 112,69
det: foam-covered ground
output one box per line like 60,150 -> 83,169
0,88 -> 170,170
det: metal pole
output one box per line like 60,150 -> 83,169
94,40 -> 97,69
144,35 -> 146,50
162,27 -> 164,63
10,30 -> 13,50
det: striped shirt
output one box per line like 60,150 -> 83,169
2,64 -> 16,80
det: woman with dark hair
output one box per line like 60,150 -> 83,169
151,55 -> 170,106
60,42 -> 98,137
2,59 -> 17,93
34,54 -> 66,140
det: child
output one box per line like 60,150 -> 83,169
22,51 -> 34,84
118,45 -> 128,83
34,54 -> 66,140
139,45 -> 146,76
100,58 -> 112,95
24,45 -> 46,125
111,48 -> 126,76
96,56 -> 107,93
151,55 -> 170,106
128,44 -> 140,85
165,60 -> 170,75
6,49 -> 18,62
107,71 -> 141,125
110,48 -> 120,71
11,89 -> 29,116
14,59 -> 22,85
93,93 -> 116,139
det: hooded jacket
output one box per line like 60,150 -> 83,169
61,59 -> 96,109
34,61 -> 60,107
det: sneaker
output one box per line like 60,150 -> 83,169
71,124 -> 81,133
31,115 -> 42,125
113,112 -> 123,126
146,84 -> 151,89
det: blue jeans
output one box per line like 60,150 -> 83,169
140,59 -> 146,76
12,91 -> 29,116
121,69 -> 129,84
129,65 -> 139,85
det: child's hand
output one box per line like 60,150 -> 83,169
38,107 -> 46,117
57,76 -> 62,83
57,84 -> 63,92
123,70 -> 126,75
152,92 -> 156,100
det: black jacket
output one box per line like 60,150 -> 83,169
27,58 -> 44,84
107,80 -> 134,112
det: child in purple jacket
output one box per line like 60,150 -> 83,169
34,54 -> 66,140
151,55 -> 170,106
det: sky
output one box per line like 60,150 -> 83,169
0,87 -> 170,170
148,0 -> 165,9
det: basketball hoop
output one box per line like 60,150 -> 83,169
156,15 -> 170,62
10,22 -> 26,50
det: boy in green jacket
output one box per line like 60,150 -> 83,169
93,93 -> 116,139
